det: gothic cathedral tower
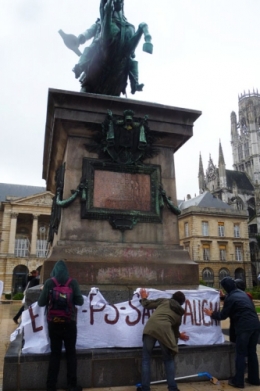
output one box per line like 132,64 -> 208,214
231,91 -> 260,233
231,91 -> 260,182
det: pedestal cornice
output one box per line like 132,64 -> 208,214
43,89 -> 201,192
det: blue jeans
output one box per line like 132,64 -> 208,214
142,334 -> 178,391
232,329 -> 260,386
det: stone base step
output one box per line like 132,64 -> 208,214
3,334 -> 235,391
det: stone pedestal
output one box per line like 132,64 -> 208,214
42,89 -> 201,298
3,334 -> 235,391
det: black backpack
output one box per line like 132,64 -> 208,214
47,277 -> 73,322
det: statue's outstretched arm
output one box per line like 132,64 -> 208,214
58,21 -> 99,57
58,30 -> 82,57
78,22 -> 99,45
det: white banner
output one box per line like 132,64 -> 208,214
11,287 -> 224,354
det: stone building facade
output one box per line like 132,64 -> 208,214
178,192 -> 252,288
199,91 -> 260,282
0,183 -> 53,295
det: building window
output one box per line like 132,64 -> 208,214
203,244 -> 210,261
244,142 -> 249,158
184,243 -> 190,253
36,240 -> 48,258
245,161 -> 251,169
202,267 -> 214,287
14,239 -> 30,257
235,246 -> 243,261
238,144 -> 243,161
202,221 -> 209,236
235,268 -> 245,280
234,224 -> 240,238
218,222 -> 225,237
219,268 -> 230,287
184,222 -> 189,237
219,245 -> 226,261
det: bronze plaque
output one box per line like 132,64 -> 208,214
81,158 -> 162,228
93,171 -> 151,211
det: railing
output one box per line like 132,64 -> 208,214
36,240 -> 48,258
239,90 -> 260,101
14,239 -> 30,257
14,238 -> 48,258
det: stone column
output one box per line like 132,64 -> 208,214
30,215 -> 39,256
8,212 -> 18,255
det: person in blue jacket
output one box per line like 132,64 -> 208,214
204,276 -> 260,388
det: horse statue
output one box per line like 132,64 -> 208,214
59,0 -> 153,96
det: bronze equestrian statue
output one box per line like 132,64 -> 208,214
59,0 -> 153,96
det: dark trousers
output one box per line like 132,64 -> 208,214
233,329 -> 260,386
47,321 -> 77,389
13,305 -> 24,321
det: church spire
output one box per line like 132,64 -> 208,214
218,139 -> 225,166
218,140 -> 227,188
198,153 -> 205,194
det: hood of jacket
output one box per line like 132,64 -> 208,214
221,277 -> 236,293
169,298 -> 185,316
50,260 -> 70,284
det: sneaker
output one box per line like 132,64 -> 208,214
228,378 -> 244,388
13,318 -> 19,324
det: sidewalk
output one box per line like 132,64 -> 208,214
0,302 -> 260,391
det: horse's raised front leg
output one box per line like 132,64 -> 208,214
139,23 -> 153,54
128,23 -> 153,55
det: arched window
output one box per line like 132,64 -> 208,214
12,264 -> 29,295
230,196 -> 244,210
235,268 -> 245,281
202,267 -> 214,287
219,268 -> 230,287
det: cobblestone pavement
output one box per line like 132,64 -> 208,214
1,302 -> 260,391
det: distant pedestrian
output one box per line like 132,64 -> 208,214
38,260 -> 83,391
13,270 -> 39,324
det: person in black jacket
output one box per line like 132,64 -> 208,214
219,278 -> 253,343
13,270 -> 40,324
38,260 -> 84,391
205,277 -> 260,388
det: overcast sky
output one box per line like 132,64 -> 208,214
1,0 -> 260,199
